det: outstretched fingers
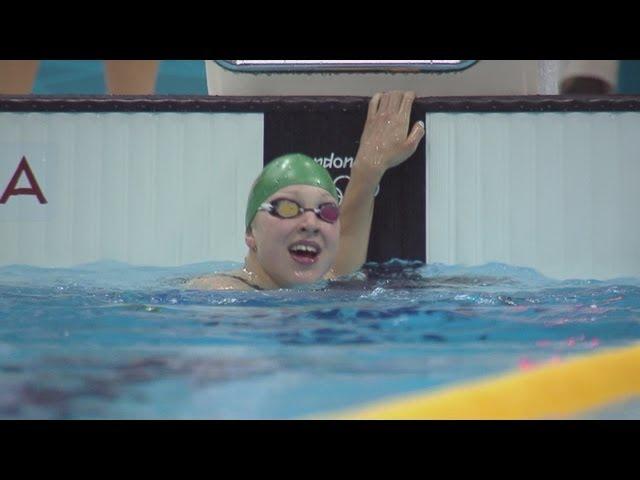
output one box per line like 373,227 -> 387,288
369,91 -> 416,118
378,91 -> 391,112
368,92 -> 382,118
404,120 -> 426,153
399,91 -> 416,115
388,90 -> 404,112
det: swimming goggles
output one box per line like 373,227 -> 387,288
258,198 -> 340,223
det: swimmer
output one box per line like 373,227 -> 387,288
187,91 -> 425,290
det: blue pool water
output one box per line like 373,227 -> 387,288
1,260 -> 639,419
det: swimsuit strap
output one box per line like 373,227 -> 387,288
219,273 -> 264,291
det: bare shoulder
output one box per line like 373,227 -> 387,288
184,273 -> 253,291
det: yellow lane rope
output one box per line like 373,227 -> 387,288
323,343 -> 640,419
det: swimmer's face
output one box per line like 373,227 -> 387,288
246,185 -> 340,287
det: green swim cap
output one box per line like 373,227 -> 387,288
245,153 -> 339,228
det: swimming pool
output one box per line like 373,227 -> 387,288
2,260 -> 639,419
2,94 -> 640,419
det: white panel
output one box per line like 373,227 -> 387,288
427,112 -> 640,280
533,114 -> 565,275
0,112 -> 263,267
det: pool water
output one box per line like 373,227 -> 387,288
1,260 -> 639,419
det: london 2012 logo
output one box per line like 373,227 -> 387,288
0,156 -> 47,204
313,152 -> 380,204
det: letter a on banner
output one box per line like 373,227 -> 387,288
0,156 -> 48,204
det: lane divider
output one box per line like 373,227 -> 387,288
321,343 -> 640,419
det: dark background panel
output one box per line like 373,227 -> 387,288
264,108 -> 426,263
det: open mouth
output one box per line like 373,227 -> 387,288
288,241 -> 321,265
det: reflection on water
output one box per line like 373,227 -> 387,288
1,260 -> 639,419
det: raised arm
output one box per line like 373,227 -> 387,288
331,91 -> 425,277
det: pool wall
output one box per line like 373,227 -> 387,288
1,95 -> 639,280
427,110 -> 640,280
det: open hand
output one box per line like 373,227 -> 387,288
354,91 -> 425,180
